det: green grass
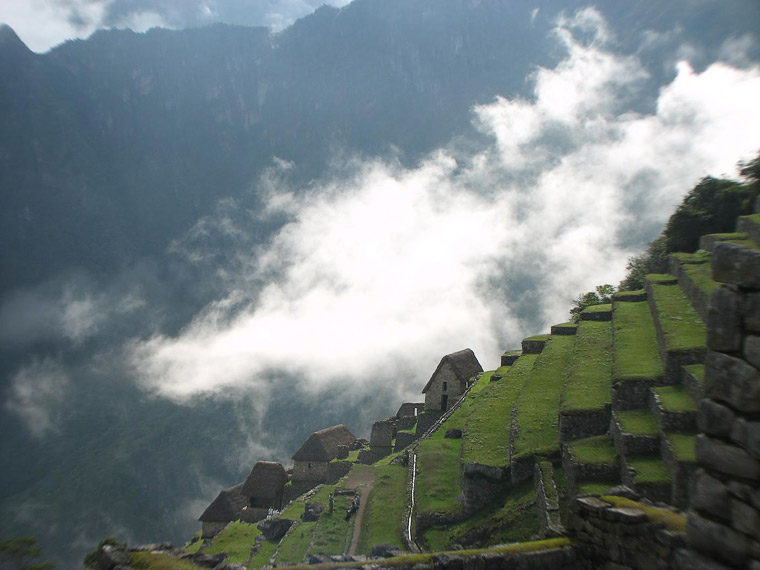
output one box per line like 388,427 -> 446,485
577,482 -> 614,496
537,460 -> 558,505
653,385 -> 696,412
647,273 -> 678,284
703,231 -> 749,240
626,456 -> 671,483
462,356 -> 537,467
416,433 -> 463,515
681,262 -> 718,297
275,522 -> 314,566
524,333 -> 552,342
247,538 -> 279,568
357,464 -> 407,555
204,521 -> 260,564
612,301 -> 663,382
331,449 -> 360,463
614,289 -> 646,301
568,435 -> 618,466
666,432 -> 697,462
582,303 -> 612,314
182,538 -> 204,554
647,279 -> 707,352
602,496 -> 685,531
615,409 -> 659,436
421,480 -> 538,551
512,335 -> 576,460
561,320 -> 612,411
502,349 -> 522,359
670,250 -> 711,264
684,364 -> 705,383
131,552 -> 204,570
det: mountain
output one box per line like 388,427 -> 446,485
1,1 -> 759,568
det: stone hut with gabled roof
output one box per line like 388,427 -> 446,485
198,483 -> 247,538
242,461 -> 288,510
291,424 -> 356,483
422,348 -> 483,412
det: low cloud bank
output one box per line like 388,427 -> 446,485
129,8 -> 760,403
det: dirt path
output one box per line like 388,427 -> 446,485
345,467 -> 376,556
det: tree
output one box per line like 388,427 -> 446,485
0,538 -> 55,570
569,284 -> 615,321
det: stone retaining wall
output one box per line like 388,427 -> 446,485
559,407 -> 610,442
534,462 -> 562,537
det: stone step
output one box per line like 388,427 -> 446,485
613,289 -> 647,302
737,214 -> 760,247
660,431 -> 697,509
621,454 -> 671,504
681,364 -> 704,404
650,385 -> 697,432
611,299 -> 665,411
522,334 -> 550,354
644,274 -> 707,382
500,349 -> 522,366
562,435 -> 620,500
551,322 -> 578,335
667,251 -> 717,323
534,460 -> 563,537
580,303 -> 612,321
699,231 -> 749,252
610,410 -> 660,456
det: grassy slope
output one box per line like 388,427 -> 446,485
513,335 -> 576,459
616,409 -> 659,436
653,385 -> 696,412
568,435 -> 618,466
561,320 -> 612,411
416,431 -> 462,516
203,522 -> 261,564
463,357 -> 537,467
647,279 -> 706,351
357,464 -> 408,555
612,301 -> 663,382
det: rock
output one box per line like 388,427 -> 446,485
215,565 -> 246,570
600,507 -> 648,524
705,351 -> 760,413
712,241 -> 760,289
744,292 -> 760,332
606,485 -> 639,500
731,499 -> 760,538
690,469 -> 730,520
302,501 -> 325,522
687,512 -> 748,566
445,428 -> 463,439
696,435 -> 760,480
96,546 -> 131,570
698,399 -> 736,439
179,553 -> 226,568
707,285 -> 742,351
257,517 -> 294,541
308,555 -> 330,564
744,335 -> 760,370
672,548 -> 733,570
371,543 -> 402,558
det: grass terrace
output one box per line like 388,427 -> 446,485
357,464 -> 407,555
647,276 -> 707,352
616,409 -> 659,436
561,320 -> 612,411
524,333 -> 552,342
612,301 -> 663,382
568,435 -> 618,466
680,262 -> 718,298
683,364 -> 705,386
512,335 -> 576,460
582,303 -> 612,314
203,522 -> 260,564
577,482 -> 615,496
614,289 -> 647,301
602,496 -> 685,531
131,552 -> 203,570
463,357 -> 537,467
421,480 -> 538,552
653,385 -> 696,412
665,432 -> 697,462
416,431 -> 463,516
626,456 -> 671,484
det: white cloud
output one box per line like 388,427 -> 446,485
129,8 -> 760,403
5,358 -> 70,438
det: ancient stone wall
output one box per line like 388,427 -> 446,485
326,461 -> 353,484
292,460 -> 328,482
371,420 -> 395,447
677,239 -> 760,570
424,361 -> 460,411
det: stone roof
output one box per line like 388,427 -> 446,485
421,348 -> 483,393
292,424 -> 356,462
198,483 -> 247,523
241,461 -> 288,498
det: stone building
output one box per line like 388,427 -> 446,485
422,348 -> 483,411
291,424 -> 356,483
198,483 -> 247,538
242,461 -> 288,511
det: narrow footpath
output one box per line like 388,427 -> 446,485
344,468 -> 376,556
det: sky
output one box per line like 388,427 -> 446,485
0,0 -> 351,52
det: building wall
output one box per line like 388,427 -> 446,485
424,361 -> 464,411
201,521 -> 228,539
292,459 -> 329,482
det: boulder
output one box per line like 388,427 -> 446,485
444,428 -> 463,439
371,543 -> 403,558
301,501 -> 325,522
96,546 -> 131,570
179,552 -> 226,568
257,517 -> 294,541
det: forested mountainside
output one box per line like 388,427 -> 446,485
1,1 -> 759,568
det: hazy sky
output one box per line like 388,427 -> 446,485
0,0 -> 351,52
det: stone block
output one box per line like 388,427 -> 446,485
697,399 -> 736,438
370,420 -> 394,447
600,507 -> 648,524
707,285 -> 742,352
691,468 -> 730,520
705,351 -> 760,413
712,241 -> 760,289
745,292 -> 760,332
696,435 -> 760,480
687,512 -> 749,565
731,499 -> 760,539
746,335 -> 760,370
672,548 -> 733,570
